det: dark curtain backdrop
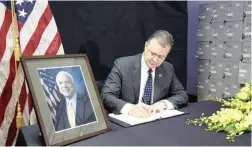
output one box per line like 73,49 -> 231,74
49,1 -> 188,87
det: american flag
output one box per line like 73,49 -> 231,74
39,69 -> 61,126
0,0 -> 64,146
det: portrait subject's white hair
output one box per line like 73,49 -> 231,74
55,71 -> 75,84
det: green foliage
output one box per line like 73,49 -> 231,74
187,82 -> 252,142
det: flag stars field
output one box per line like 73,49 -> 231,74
18,9 -> 27,18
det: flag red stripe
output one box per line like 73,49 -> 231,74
5,81 -> 27,146
22,5 -> 52,56
0,53 -> 16,126
5,105 -> 17,146
27,94 -> 33,114
45,32 -> 61,55
19,81 -> 28,115
0,9 -> 11,61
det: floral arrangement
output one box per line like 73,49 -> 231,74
187,82 -> 252,142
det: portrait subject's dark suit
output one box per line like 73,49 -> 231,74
54,92 -> 96,131
101,53 -> 188,114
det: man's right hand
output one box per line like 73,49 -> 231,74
128,103 -> 152,118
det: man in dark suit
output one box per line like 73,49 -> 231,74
54,71 -> 96,131
101,30 -> 188,118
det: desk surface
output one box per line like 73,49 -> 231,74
16,100 -> 251,146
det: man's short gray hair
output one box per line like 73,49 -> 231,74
146,30 -> 174,47
56,71 -> 75,84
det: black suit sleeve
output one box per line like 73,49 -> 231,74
101,60 -> 127,114
165,67 -> 188,109
86,111 -> 96,122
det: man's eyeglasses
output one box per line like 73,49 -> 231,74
147,49 -> 166,61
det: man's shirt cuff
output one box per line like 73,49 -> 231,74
162,100 -> 175,110
120,103 -> 133,114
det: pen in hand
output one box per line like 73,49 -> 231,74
140,97 -> 152,115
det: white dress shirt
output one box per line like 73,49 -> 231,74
138,54 -> 155,103
120,53 -> 174,114
65,92 -> 77,116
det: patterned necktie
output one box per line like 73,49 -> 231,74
67,102 -> 76,128
143,68 -> 153,105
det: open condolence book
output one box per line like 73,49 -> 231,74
109,109 -> 188,127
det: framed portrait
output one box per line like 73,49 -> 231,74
20,54 -> 110,146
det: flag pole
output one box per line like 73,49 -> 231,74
11,0 -> 23,128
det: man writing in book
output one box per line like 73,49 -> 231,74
101,30 -> 188,118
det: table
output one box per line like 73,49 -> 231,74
16,100 -> 251,146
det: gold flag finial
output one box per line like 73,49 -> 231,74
16,103 -> 23,128
14,37 -> 21,61
11,0 -> 23,128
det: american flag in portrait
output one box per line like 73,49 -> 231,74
0,0 -> 64,145
38,69 -> 61,127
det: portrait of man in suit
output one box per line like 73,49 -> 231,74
101,30 -> 188,118
54,71 -> 97,131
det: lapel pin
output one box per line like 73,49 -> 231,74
159,74 -> 162,77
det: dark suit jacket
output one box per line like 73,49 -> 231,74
55,92 -> 96,131
101,53 -> 188,114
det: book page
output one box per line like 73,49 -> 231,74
160,109 -> 185,118
109,109 -> 185,126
